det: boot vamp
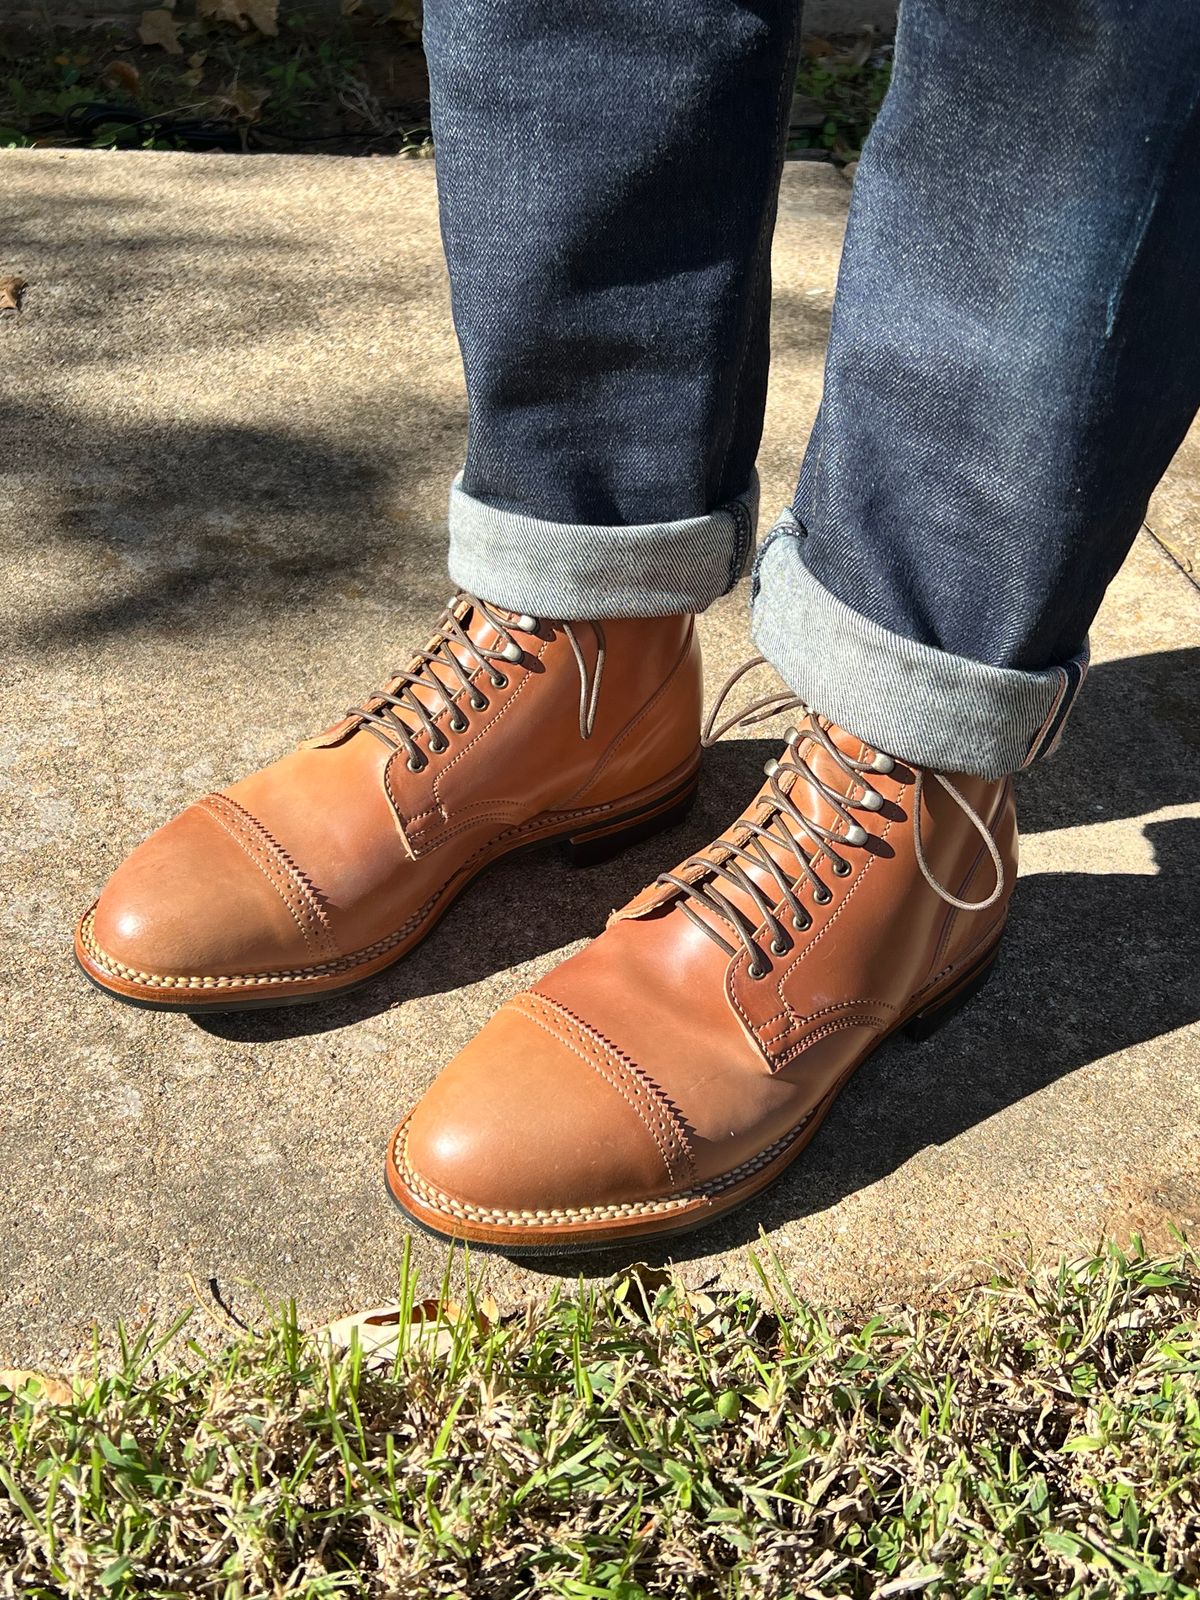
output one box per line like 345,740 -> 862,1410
533,906 -> 860,1189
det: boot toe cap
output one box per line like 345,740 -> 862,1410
81,799 -> 324,989
392,993 -> 691,1229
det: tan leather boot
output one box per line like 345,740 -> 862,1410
386,658 -> 1017,1252
76,596 -> 702,1010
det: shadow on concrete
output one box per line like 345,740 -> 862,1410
1017,644 -> 1199,834
769,285 -> 835,360
5,397 -> 465,650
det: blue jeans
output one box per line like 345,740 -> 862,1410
425,0 -> 1200,778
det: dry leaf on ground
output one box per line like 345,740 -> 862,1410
243,0 -> 280,27
0,275 -> 26,313
381,0 -> 423,24
321,1297 -> 498,1365
198,0 -> 279,34
101,60 -> 141,92
0,1369 -> 72,1404
210,82 -> 270,121
138,6 -> 184,54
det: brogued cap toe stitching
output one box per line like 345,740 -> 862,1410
509,990 -> 695,1189
197,792 -> 338,958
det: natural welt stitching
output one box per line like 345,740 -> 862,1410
395,1109 -> 816,1227
78,903 -> 422,989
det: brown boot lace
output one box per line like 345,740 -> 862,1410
662,656 -> 1005,976
345,594 -> 605,771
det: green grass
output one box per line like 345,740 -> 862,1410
789,46 -> 893,162
0,7 -> 431,154
2,1238 -> 1198,1597
1,14 -> 886,161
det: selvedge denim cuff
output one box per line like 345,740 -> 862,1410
448,472 -> 758,620
751,513 -> 1089,779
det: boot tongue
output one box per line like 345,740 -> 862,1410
781,715 -> 870,837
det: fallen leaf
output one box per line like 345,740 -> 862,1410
138,6 -> 184,54
841,25 -> 876,69
179,49 -> 208,87
0,275 -> 26,313
210,81 -> 270,121
320,1297 -> 495,1365
101,59 -> 141,93
379,0 -> 422,35
0,1369 -> 72,1404
198,0 -> 278,33
242,0 -> 279,30
613,1262 -> 673,1319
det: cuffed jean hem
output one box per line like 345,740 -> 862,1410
751,514 -> 1089,779
447,472 -> 759,619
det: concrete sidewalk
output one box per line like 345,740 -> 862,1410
2,151 -> 1197,1362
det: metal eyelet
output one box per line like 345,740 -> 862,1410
793,913 -> 812,933
407,753 -> 427,772
831,857 -> 852,877
449,714 -> 468,734
428,735 -> 449,754
813,886 -> 833,905
748,962 -> 768,980
490,673 -> 508,689
770,937 -> 790,957
469,692 -> 489,711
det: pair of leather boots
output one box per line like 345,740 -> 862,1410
76,597 -> 1015,1252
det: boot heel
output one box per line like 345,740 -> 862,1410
567,775 -> 699,868
902,946 -> 1000,1043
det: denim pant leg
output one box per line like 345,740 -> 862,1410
423,0 -> 802,617
755,0 -> 1200,778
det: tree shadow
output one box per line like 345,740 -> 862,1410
5,396 -> 466,650
4,161 -> 462,650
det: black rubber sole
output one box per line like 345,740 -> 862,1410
76,769 -> 700,1016
900,944 -> 999,1041
383,1161 -> 736,1259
